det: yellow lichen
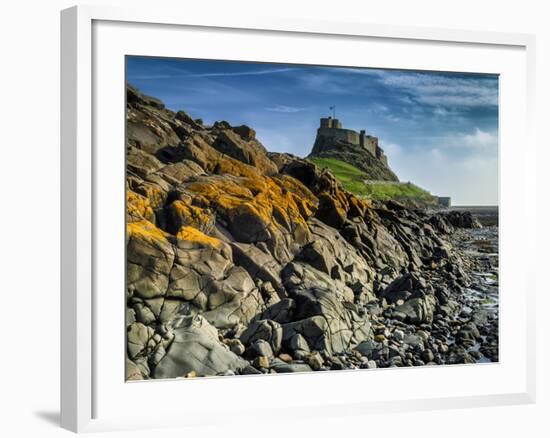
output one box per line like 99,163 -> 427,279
127,191 -> 154,221
183,173 -> 317,246
176,226 -> 222,249
169,200 -> 213,232
136,183 -> 167,209
127,220 -> 169,244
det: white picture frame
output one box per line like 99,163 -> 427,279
60,4 -> 537,433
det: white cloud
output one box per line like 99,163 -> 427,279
430,148 -> 444,160
332,68 -> 498,108
379,72 -> 498,108
463,128 -> 497,148
379,140 -> 402,156
265,105 -> 304,113
371,103 -> 389,113
441,128 -> 498,150
388,144 -> 498,205
134,68 -> 296,80
191,68 -> 296,78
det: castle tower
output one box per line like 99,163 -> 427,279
320,117 -> 342,129
320,117 -> 333,128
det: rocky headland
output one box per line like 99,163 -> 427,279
125,85 -> 499,380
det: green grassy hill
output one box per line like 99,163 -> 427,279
309,157 -> 436,206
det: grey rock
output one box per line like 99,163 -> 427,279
381,273 -> 428,304
354,340 -> 387,361
283,261 -> 355,303
259,299 -> 295,324
230,242 -> 284,295
306,219 -> 377,303
127,322 -> 155,360
225,339 -> 246,356
421,349 -> 435,363
394,295 -> 437,324
126,308 -> 136,325
133,302 -> 156,325
393,329 -> 405,341
166,236 -> 265,329
403,333 -> 425,351
289,333 -> 310,353
240,319 -> 283,354
126,146 -> 165,177
126,357 -> 144,380
213,128 -> 278,175
281,262 -> 372,355
247,339 -> 274,359
306,351 -> 324,371
127,223 -> 175,299
153,315 -> 247,378
270,359 -> 313,373
392,311 -> 407,322
253,356 -> 271,369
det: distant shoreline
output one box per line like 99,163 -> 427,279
446,206 -> 498,227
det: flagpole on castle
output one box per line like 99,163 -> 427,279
330,105 -> 336,119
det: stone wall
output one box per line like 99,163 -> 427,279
312,118 -> 391,171
315,127 -> 360,150
363,135 -> 377,157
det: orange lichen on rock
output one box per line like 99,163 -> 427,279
182,134 -> 261,179
272,174 -> 319,219
167,200 -> 214,233
347,193 -> 370,218
127,219 -> 170,244
176,226 -> 223,249
127,190 -> 155,222
183,174 -> 318,255
134,182 -> 168,210
184,177 -> 257,213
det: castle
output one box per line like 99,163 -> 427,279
311,117 -> 389,167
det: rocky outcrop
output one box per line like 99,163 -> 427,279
153,315 -> 249,379
309,138 -> 399,182
126,85 -> 498,379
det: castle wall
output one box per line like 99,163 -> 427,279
320,118 -> 332,128
363,136 -> 377,157
316,127 -> 360,146
313,118 -> 389,169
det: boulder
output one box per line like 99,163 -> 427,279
270,358 -> 312,373
166,226 -> 264,329
230,242 -> 284,295
258,299 -> 295,324
126,357 -> 144,380
127,322 -> 156,360
181,174 -> 316,263
213,128 -> 278,175
127,220 -> 175,299
232,125 -> 256,141
380,273 -> 429,304
394,295 -> 437,324
281,262 -> 372,354
153,315 -> 248,378
239,319 -> 283,354
438,211 -> 482,229
246,339 -> 274,359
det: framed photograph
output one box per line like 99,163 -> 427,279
61,5 -> 536,433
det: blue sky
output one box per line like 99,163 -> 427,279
127,56 -> 499,205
